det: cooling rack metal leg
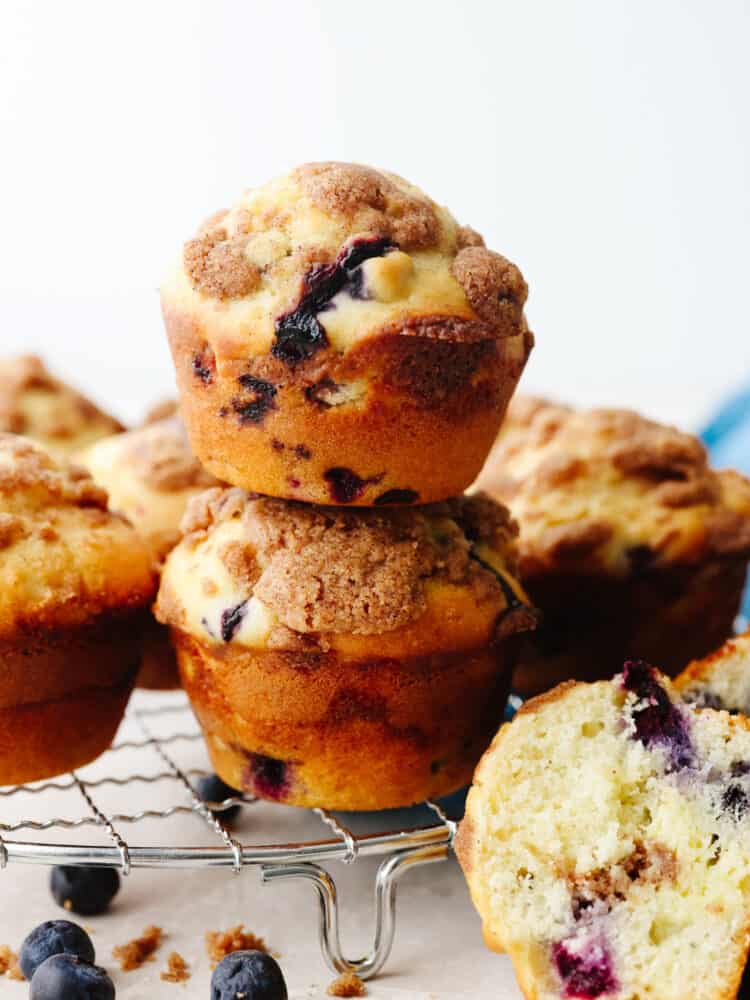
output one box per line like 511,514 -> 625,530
260,842 -> 449,980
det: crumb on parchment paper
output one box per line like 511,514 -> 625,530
205,924 -> 268,967
327,971 -> 367,996
113,925 -> 164,971
0,945 -> 23,981
161,951 -> 190,983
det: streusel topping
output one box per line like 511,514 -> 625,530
475,397 -> 750,575
156,490 -> 529,648
162,163 -> 530,366
0,355 -> 123,456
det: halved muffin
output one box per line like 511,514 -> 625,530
456,663 -> 750,999
475,398 -> 750,696
77,416 -> 219,688
0,434 -> 156,783
161,162 -> 533,505
155,490 -> 535,809
0,355 -> 123,457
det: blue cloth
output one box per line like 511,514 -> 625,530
701,385 -> 750,619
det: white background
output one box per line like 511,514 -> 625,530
1,0 -> 749,430
0,3 -> 749,997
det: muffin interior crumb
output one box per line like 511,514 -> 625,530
160,951 -> 190,983
0,945 -> 23,980
113,925 -> 164,971
327,971 -> 367,996
205,924 -> 268,967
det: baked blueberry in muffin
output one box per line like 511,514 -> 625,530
155,490 -> 535,809
474,397 -> 750,696
77,416 -> 220,688
0,434 -> 155,783
0,355 -> 123,457
456,664 -> 750,999
161,162 -> 533,505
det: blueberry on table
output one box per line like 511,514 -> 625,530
29,954 -> 114,1000
195,773 -> 242,821
211,950 -> 288,1000
50,866 -> 120,915
19,920 -> 95,980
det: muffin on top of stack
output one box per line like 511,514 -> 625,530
156,161 -> 537,809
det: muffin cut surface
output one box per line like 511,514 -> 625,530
457,664 -> 750,999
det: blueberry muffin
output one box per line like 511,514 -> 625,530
155,490 -> 535,809
161,162 -> 533,505
474,398 -> 750,696
0,355 -> 123,457
0,435 -> 156,783
77,416 -> 219,688
456,662 -> 750,1000
676,629 -> 750,714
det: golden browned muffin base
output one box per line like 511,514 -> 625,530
136,619 -> 180,690
511,557 -> 747,698
174,633 -> 517,810
0,610 -> 145,784
164,308 -> 531,505
0,679 -> 134,785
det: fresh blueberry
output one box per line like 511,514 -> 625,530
211,950 -> 287,1000
30,954 -> 114,1000
621,660 -> 695,771
19,921 -> 95,981
195,773 -> 241,821
50,866 -> 120,916
552,938 -> 618,998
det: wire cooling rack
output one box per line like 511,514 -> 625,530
0,691 -> 462,980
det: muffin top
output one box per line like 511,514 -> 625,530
161,162 -> 529,367
155,490 -> 535,654
676,629 -> 750,713
0,355 -> 124,456
141,398 -> 180,425
474,397 -> 750,576
77,417 -> 219,564
0,434 -> 156,637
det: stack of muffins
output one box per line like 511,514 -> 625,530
3,161 -> 750,825
153,162 -> 538,809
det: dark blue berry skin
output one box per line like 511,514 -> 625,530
195,773 -> 241,821
50,866 -> 120,916
211,950 -> 287,1000
30,954 -> 114,1000
273,238 -> 395,365
19,920 -> 95,981
621,660 -> 695,772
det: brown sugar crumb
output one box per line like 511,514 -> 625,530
184,227 -> 260,300
205,925 -> 268,967
0,945 -> 23,980
294,162 -> 440,251
327,971 -> 367,997
160,951 -> 191,983
113,925 -> 164,971
451,246 -> 528,336
126,417 -> 217,492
